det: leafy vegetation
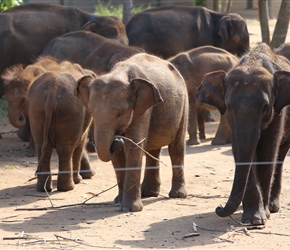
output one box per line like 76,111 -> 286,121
0,0 -> 22,12
94,0 -> 151,18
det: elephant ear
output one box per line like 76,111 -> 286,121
273,70 -> 290,114
130,78 -> 164,118
216,16 -> 233,44
75,75 -> 94,110
196,71 -> 227,114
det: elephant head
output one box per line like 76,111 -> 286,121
2,64 -> 45,128
196,64 -> 290,218
215,14 -> 250,57
75,75 -> 163,162
82,16 -> 129,45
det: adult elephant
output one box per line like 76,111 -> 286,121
2,57 -> 96,191
196,43 -> 290,225
76,53 -> 188,212
0,2 -> 128,98
41,31 -> 144,75
126,6 -> 250,59
169,46 -> 238,145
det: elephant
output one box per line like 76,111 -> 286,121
0,2 -> 128,98
2,57 -> 96,191
169,46 -> 238,145
76,53 -> 188,212
196,43 -> 290,225
41,31 -> 144,75
41,30 -> 144,152
274,42 -> 290,61
126,5 -> 250,59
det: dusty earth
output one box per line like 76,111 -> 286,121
1,19 -> 290,250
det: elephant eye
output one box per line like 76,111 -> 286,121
263,104 -> 270,114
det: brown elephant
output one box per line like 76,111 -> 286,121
76,53 -> 188,212
126,6 -> 249,59
2,58 -> 96,191
197,43 -> 290,225
41,31 -> 144,75
0,2 -> 128,98
169,46 -> 238,145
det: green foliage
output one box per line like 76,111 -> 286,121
0,0 -> 22,12
0,98 -> 9,125
194,0 -> 207,6
94,0 -> 151,18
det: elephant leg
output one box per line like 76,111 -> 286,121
187,93 -> 200,145
269,141 -> 290,212
56,145 -> 75,191
168,122 -> 187,198
197,107 -> 206,140
35,142 -> 53,192
26,134 -> 36,157
80,149 -> 95,179
141,148 -> 161,197
111,147 -> 126,204
212,111 -> 232,145
121,144 -> 143,212
242,166 -> 267,225
72,143 -> 85,185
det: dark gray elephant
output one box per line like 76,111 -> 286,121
126,6 -> 249,59
41,31 -> 144,75
0,2 -> 128,98
76,53 -> 188,212
196,43 -> 290,225
169,46 -> 238,145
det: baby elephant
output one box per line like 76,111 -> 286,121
76,53 -> 188,212
26,60 -> 95,192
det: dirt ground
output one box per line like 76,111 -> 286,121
1,19 -> 290,250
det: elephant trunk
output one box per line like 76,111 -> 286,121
216,122 -> 259,217
8,110 -> 26,128
94,127 -> 124,162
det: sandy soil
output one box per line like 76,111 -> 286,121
1,19 -> 290,250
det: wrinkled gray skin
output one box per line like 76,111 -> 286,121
27,62 -> 94,192
41,31 -> 144,153
0,2 -> 128,98
126,6 -> 249,59
169,46 -> 238,145
2,58 -> 96,191
76,53 -> 188,212
274,42 -> 290,61
197,43 -> 290,225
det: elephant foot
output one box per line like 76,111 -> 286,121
269,197 -> 280,213
141,184 -> 160,197
80,169 -> 95,179
73,173 -> 83,184
86,141 -> 96,153
36,175 -> 52,192
186,138 -> 200,145
57,181 -> 75,192
199,133 -> 206,140
169,185 -> 187,198
205,111 -> 215,122
211,137 -> 229,145
25,146 -> 36,157
242,206 -> 268,225
114,193 -> 123,204
121,199 -> 143,212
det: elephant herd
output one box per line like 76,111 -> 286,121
2,2 -> 290,226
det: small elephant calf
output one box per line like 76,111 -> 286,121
76,53 -> 188,212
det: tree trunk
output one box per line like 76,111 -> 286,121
270,0 -> 290,48
225,0 -> 232,12
123,0 -> 134,25
258,0 -> 270,44
213,0 -> 221,12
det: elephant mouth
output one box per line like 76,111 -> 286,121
110,137 -> 124,155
